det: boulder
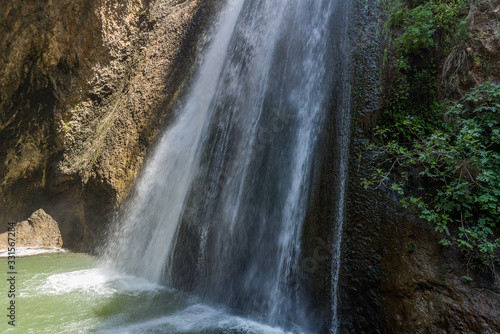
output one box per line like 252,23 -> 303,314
0,209 -> 63,250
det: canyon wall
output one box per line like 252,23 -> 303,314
336,0 -> 500,332
0,0 -> 211,249
1,0 -> 499,332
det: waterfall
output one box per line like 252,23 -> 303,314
330,64 -> 352,334
103,0 -> 245,284
330,10 -> 353,333
104,0 -> 352,332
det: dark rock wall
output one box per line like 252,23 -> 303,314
340,140 -> 500,333
302,0 -> 500,332
334,0 -> 500,333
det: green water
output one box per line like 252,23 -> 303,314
0,253 -> 300,334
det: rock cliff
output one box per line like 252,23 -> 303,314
339,141 -> 500,333
335,0 -> 500,332
0,0 -> 211,249
303,0 -> 500,332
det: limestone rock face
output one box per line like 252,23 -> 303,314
0,0 -> 211,249
0,209 -> 63,250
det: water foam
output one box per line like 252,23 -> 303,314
32,268 -> 164,297
0,247 -> 67,258
97,304 -> 299,334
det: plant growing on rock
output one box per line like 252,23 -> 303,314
363,81 -> 500,268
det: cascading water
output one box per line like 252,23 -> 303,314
330,13 -> 353,334
103,0 -> 246,284
104,0 -> 352,332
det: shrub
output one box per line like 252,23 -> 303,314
364,82 -> 500,267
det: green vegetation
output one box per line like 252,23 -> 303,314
365,82 -> 500,266
380,0 -> 470,142
366,0 -> 500,269
388,0 -> 468,51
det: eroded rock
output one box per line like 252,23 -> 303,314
0,209 -> 63,250
0,0 -> 212,249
